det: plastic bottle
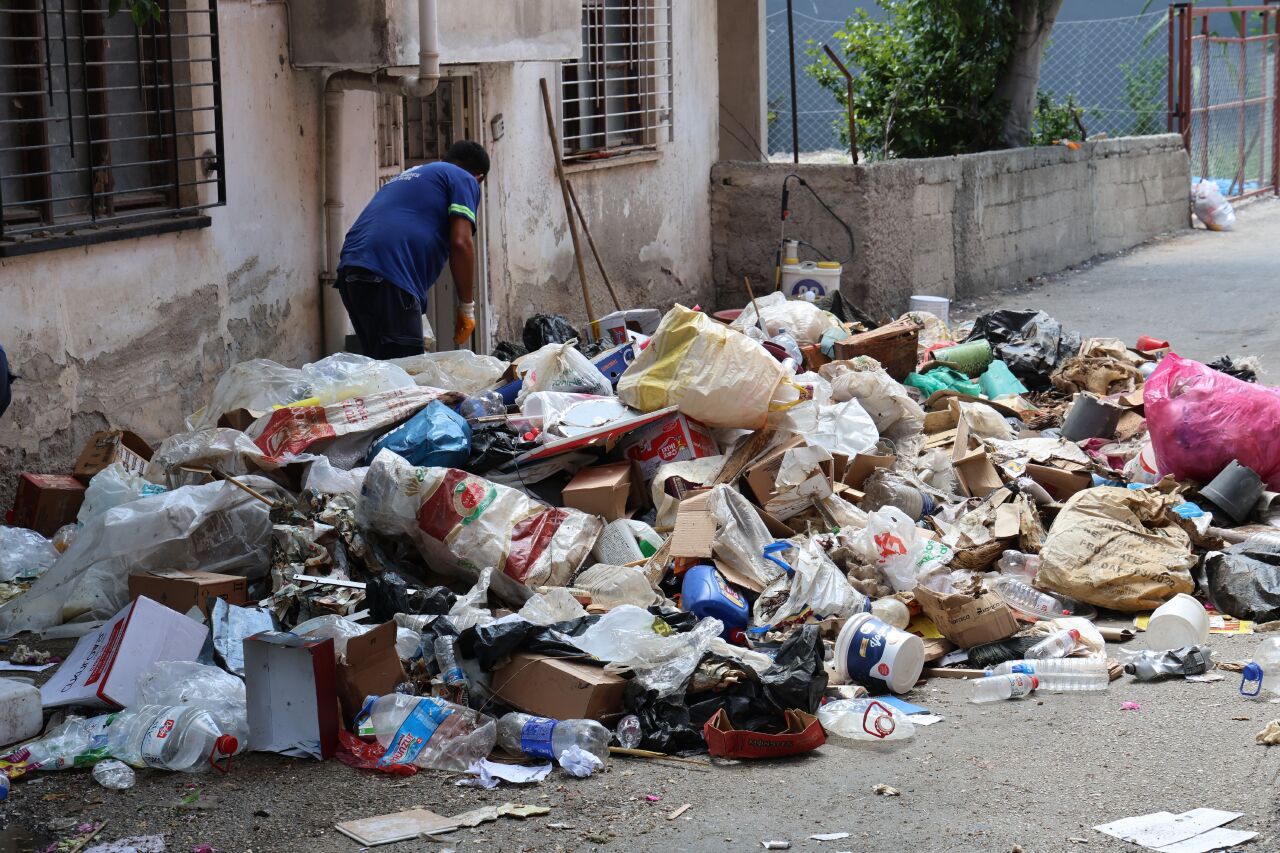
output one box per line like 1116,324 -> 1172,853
770,329 -> 803,365
817,698 -> 915,742
107,706 -> 236,773
433,635 -> 469,705
91,759 -> 136,790
6,713 -> 116,772
861,473 -> 934,521
996,550 -> 1041,581
496,712 -> 611,765
365,694 -> 496,772
459,390 -> 506,420
870,597 -> 911,630
986,658 -> 1110,692
0,773 -> 7,801
1124,645 -> 1212,682
1240,638 -> 1280,699
970,674 -> 1038,703
1027,628 -> 1081,660
615,715 -> 642,749
988,576 -> 1072,618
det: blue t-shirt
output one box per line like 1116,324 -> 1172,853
338,161 -> 481,309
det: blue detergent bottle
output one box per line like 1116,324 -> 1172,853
680,564 -> 750,637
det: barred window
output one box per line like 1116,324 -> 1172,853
0,0 -> 225,256
561,0 -> 672,161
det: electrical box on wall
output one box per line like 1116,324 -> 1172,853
288,0 -> 584,70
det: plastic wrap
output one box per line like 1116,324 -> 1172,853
515,341 -> 613,405
752,538 -> 869,628
391,351 -> 508,394
0,527 -> 58,582
77,463 -> 166,527
730,291 -> 842,345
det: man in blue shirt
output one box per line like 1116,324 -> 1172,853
337,140 -> 488,358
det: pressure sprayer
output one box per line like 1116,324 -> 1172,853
775,174 -> 857,301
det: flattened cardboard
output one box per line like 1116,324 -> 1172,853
1025,463 -> 1092,503
336,621 -> 407,723
562,462 -> 634,521
713,558 -> 766,595
490,652 -> 627,721
703,708 -> 825,759
669,491 -> 717,559
127,569 -> 249,617
743,435 -> 807,505
244,631 -> 339,760
913,584 -> 1019,648
73,430 -> 153,483
337,808 -> 459,847
40,596 -> 208,709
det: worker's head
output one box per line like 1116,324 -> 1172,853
445,140 -> 489,183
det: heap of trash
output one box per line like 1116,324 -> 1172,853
4,294 -> 1280,816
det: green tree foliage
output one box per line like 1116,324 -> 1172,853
1030,91 -> 1083,146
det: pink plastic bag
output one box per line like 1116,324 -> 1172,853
1144,353 -> 1280,489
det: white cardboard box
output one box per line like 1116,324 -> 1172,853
244,631 -> 339,760
40,596 -> 208,709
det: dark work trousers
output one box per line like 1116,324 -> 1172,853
335,266 -> 426,360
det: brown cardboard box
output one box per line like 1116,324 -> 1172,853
1025,464 -> 1092,503
12,473 -> 86,537
743,435 -> 808,505
562,462 -> 635,521
127,569 -> 249,616
832,452 -> 896,489
73,430 -> 153,483
669,491 -> 716,559
951,417 -> 1003,498
336,622 -> 407,723
913,584 -> 1019,648
490,652 -> 627,721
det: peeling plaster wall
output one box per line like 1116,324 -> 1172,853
0,2 -> 323,506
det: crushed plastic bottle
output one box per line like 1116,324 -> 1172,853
363,694 -> 496,772
1026,628 -> 1081,660
817,699 -> 915,742
986,658 -> 1110,692
770,329 -> 803,365
870,597 -> 911,630
1241,638 -> 1280,700
107,706 -> 237,773
1124,645 -> 1212,682
970,674 -> 1038,703
496,712 -> 611,766
433,635 -> 469,705
3,713 -> 116,772
996,550 -> 1041,582
458,390 -> 506,421
92,759 -> 136,790
988,575 -> 1074,618
134,661 -> 248,754
615,715 -> 642,749
0,773 -> 8,801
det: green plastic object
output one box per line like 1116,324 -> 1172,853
978,360 -> 1028,399
904,367 -> 980,397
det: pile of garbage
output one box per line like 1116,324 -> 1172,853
4,296 -> 1280,812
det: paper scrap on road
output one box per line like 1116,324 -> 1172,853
456,759 -> 553,789
809,832 -> 851,841
1095,808 -> 1255,852
0,660 -> 55,672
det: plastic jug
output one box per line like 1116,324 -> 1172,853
681,564 -> 749,637
0,679 -> 42,748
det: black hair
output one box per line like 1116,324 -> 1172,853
444,140 -> 490,178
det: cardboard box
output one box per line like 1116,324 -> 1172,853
743,435 -> 808,506
73,430 -> 153,483
832,452 -> 896,489
669,491 -> 716,559
951,418 -> 1003,498
336,622 -> 407,723
1024,463 -> 1092,503
12,473 -> 85,537
40,596 -> 208,709
490,652 -> 627,722
127,569 -> 249,616
913,584 -> 1019,649
703,708 -> 825,759
562,462 -> 636,521
244,631 -> 339,760
617,412 -> 718,481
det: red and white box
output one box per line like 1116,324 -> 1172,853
40,596 -> 208,709
616,412 -> 718,481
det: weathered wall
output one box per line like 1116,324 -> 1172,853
711,135 -> 1191,317
479,0 -> 721,340
0,2 -> 324,502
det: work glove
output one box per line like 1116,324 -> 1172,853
453,301 -> 476,346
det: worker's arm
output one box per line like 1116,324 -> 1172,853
449,216 -> 477,345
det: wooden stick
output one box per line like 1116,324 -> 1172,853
743,275 -> 767,334
609,746 -> 712,771
218,473 -> 277,507
568,179 -> 623,313
667,804 -> 692,820
539,78 -> 598,338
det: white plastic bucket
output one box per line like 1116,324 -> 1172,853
835,613 -> 925,694
909,295 -> 950,327
1146,593 -> 1210,650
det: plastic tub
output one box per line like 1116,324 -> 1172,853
909,295 -> 951,326
834,613 -> 925,694
0,678 -> 42,748
681,565 -> 749,636
1146,593 -> 1210,651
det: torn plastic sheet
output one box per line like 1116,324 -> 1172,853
210,597 -> 274,676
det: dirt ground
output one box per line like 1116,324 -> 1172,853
2,629 -> 1276,853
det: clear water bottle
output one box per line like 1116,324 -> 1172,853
91,759 -> 136,790
988,576 -> 1072,618
8,713 -> 116,772
496,712 -> 611,765
433,635 -> 469,705
615,715 -> 642,749
987,658 -> 1110,692
1125,645 -> 1211,682
107,706 -> 237,773
970,674 -> 1038,703
459,390 -> 506,421
1240,638 -> 1280,700
364,694 -> 496,772
770,329 -> 803,365
996,550 -> 1041,581
1027,628 -> 1081,660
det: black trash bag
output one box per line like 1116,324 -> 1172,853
967,309 -> 1081,390
365,571 -> 456,624
760,625 -> 827,713
467,422 -> 538,474
457,615 -> 599,672
493,340 -> 527,363
1205,541 -> 1280,622
965,635 -> 1043,669
651,605 -> 699,634
628,694 -> 706,754
523,314 -> 578,351
1209,355 -> 1258,383
624,652 -> 771,754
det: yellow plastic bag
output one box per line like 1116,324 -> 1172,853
617,305 -> 790,429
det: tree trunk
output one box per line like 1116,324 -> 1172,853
993,0 -> 1065,148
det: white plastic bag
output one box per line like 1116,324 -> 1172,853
515,340 -> 613,405
573,563 -> 660,609
77,463 -> 166,527
821,361 -> 925,443
0,527 -> 58,582
731,291 -> 842,345
1193,180 -> 1235,231
391,350 -> 508,394
854,507 -> 928,592
810,399 -> 880,457
517,587 -> 588,626
752,537 -> 869,628
566,605 -> 722,697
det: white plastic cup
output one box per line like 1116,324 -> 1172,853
909,295 -> 950,327
835,613 -> 925,694
1146,593 -> 1210,651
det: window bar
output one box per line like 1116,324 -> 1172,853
148,12 -> 165,203
60,0 -> 74,150
76,3 -> 98,222
135,24 -> 144,97
163,1 -> 181,210
41,2 -> 53,105
209,0 -> 226,203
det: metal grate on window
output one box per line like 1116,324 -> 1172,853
0,0 -> 226,248
404,77 -> 457,167
561,0 -> 673,160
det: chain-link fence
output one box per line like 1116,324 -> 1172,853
764,7 -> 1172,160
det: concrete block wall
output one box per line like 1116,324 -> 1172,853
711,135 -> 1191,318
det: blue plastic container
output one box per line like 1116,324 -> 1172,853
681,564 -> 749,636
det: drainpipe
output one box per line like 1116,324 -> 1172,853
320,0 -> 441,354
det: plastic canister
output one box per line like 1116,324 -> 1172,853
834,613 -> 925,694
681,564 -> 749,636
1146,593 -> 1210,651
909,295 -> 950,327
781,260 -> 842,301
0,678 -> 42,748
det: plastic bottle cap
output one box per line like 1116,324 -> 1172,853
216,735 -> 238,756
784,257 -> 800,265
816,261 -> 840,269
1030,677 -> 1039,689
1068,629 -> 1081,640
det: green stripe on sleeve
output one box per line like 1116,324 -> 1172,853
449,203 -> 476,222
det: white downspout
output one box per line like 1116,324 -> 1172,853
320,0 -> 441,354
